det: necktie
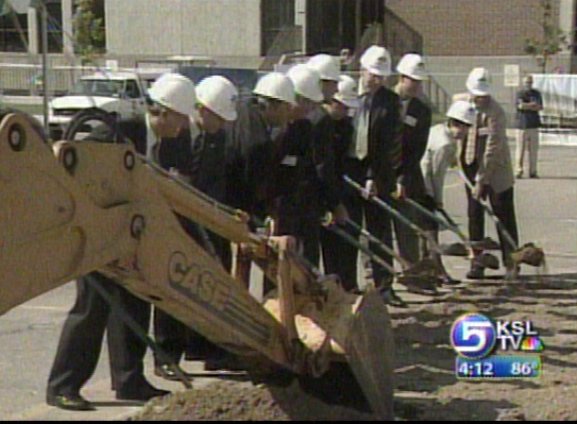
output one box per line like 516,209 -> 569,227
465,111 -> 482,165
354,95 -> 370,160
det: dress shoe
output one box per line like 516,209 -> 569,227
46,394 -> 94,411
439,275 -> 462,286
380,288 -> 408,308
116,382 -> 170,402
154,364 -> 194,382
466,266 -> 485,280
529,173 -> 539,179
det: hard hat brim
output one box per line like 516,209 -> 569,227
363,65 -> 389,77
467,82 -> 491,97
334,95 -> 360,109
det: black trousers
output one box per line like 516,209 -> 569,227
464,178 -> 519,266
47,272 -> 150,397
338,158 -> 395,290
154,216 -> 231,366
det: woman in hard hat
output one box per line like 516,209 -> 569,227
47,73 -> 196,411
421,100 -> 476,286
318,75 -> 361,292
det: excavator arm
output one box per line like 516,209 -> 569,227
0,112 -> 394,420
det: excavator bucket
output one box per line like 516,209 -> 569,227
345,290 -> 395,420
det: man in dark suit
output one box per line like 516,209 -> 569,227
392,53 -> 433,296
342,45 -> 403,305
153,75 -> 238,376
46,73 -> 196,411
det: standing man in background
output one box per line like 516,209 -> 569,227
515,75 -> 543,179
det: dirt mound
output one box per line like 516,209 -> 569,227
129,381 -> 289,421
129,365 -> 375,421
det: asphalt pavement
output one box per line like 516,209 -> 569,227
0,142 -> 576,421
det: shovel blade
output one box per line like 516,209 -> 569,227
345,290 -> 395,420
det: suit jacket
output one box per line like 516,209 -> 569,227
453,93 -> 514,193
367,86 -> 403,195
396,96 -> 432,199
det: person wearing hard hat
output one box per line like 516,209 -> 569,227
284,64 -> 350,270
420,100 -> 476,286
307,53 -> 340,102
391,53 -> 434,296
153,75 -> 239,378
46,72 -> 196,411
456,67 -> 519,280
346,45 -> 403,306
318,75 -> 361,291
225,72 -> 295,220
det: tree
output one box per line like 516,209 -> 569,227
72,0 -> 104,65
524,0 -> 569,73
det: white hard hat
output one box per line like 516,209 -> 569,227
287,64 -> 324,103
466,67 -> 491,96
307,54 -> 340,82
360,45 -> 392,77
333,75 -> 359,109
253,72 -> 296,106
446,100 -> 476,125
148,73 -> 196,117
396,53 -> 427,81
196,75 -> 238,122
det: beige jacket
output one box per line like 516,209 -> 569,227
453,93 -> 515,193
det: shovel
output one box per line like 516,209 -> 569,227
344,176 -> 445,257
403,198 -> 500,270
457,170 -> 545,268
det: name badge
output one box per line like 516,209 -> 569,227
478,127 -> 490,137
281,155 -> 298,166
404,115 -> 418,127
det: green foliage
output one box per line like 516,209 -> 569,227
72,0 -> 104,64
524,0 -> 569,73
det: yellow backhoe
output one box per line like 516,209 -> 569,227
0,112 -> 395,420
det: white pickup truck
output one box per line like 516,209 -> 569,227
48,70 -> 162,139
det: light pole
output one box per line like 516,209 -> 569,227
40,0 -> 48,130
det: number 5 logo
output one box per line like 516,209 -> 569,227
451,314 -> 496,359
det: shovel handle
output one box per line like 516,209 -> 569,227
344,176 -> 444,255
325,222 -> 397,275
344,218 -> 411,270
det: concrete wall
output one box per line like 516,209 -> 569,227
105,0 -> 261,57
386,0 -> 565,56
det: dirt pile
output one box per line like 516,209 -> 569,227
129,381 -> 289,421
130,372 -> 376,422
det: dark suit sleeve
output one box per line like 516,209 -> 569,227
397,102 -> 432,188
312,116 -> 341,212
369,89 -> 402,194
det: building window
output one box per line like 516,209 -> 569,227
261,0 -> 297,56
38,0 -> 63,53
0,12 -> 28,52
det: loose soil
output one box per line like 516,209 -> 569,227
130,273 -> 577,421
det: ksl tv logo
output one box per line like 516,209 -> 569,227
450,313 -> 545,359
